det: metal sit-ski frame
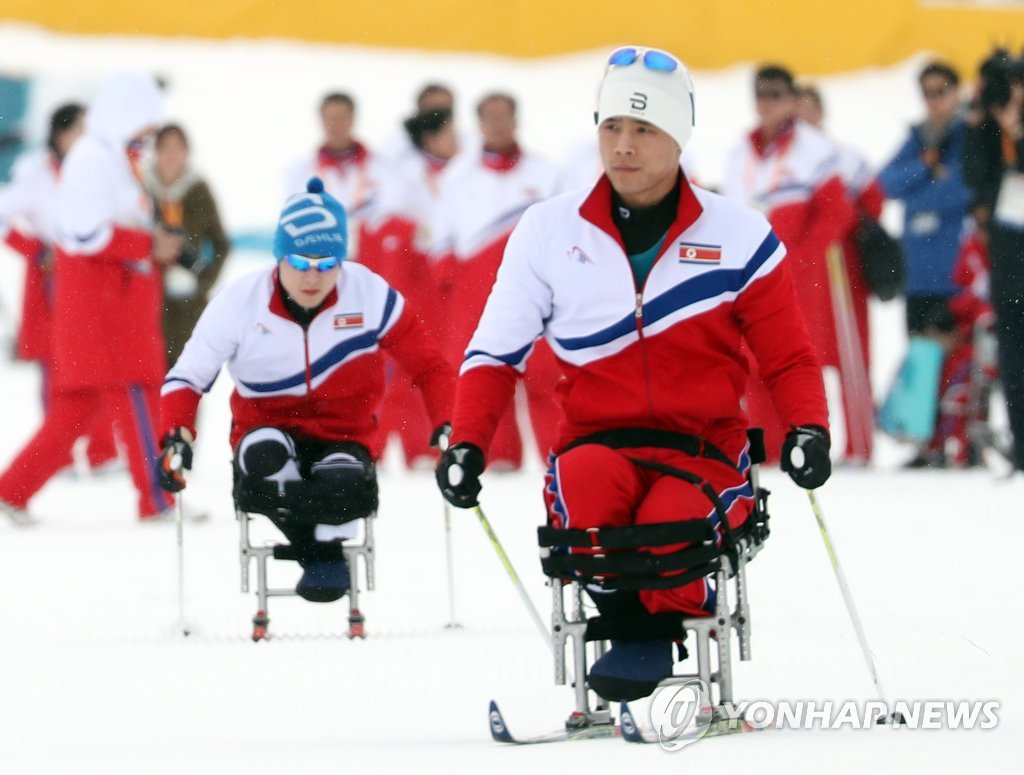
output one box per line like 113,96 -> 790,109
237,509 -> 376,641
539,429 -> 771,731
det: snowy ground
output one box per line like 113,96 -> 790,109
0,26 -> 1021,774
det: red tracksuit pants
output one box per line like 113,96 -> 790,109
544,445 -> 753,617
0,385 -> 172,518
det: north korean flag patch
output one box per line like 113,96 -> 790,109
334,313 -> 364,329
678,242 -> 722,264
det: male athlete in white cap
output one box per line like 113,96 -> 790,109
436,46 -> 831,701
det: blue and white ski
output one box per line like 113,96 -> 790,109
488,700 -> 621,745
620,701 -> 763,744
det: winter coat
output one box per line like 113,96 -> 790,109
144,166 -> 231,365
878,118 -> 972,298
52,70 -> 164,390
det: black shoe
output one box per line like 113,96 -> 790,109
296,557 -> 350,602
902,452 -> 946,469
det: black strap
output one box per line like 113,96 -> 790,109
560,428 -> 734,469
235,476 -> 378,524
541,544 -> 720,577
625,457 -> 736,549
272,542 -> 346,563
587,567 -> 717,592
537,520 -> 714,550
584,612 -> 688,643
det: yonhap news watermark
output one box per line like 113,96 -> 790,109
648,680 -> 1000,751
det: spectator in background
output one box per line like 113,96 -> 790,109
415,83 -> 454,114
0,102 -> 121,476
379,82 -> 461,164
721,64 -> 854,462
879,62 -> 972,336
144,123 -> 231,365
284,92 -> 388,266
796,83 -> 882,464
963,50 -> 1024,471
0,70 -> 177,526
430,92 -> 561,470
372,107 -> 459,468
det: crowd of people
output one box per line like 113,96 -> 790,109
0,47 -> 1022,534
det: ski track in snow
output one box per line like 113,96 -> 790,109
0,25 -> 1020,773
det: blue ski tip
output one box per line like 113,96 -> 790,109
619,702 -> 645,743
489,700 -> 515,743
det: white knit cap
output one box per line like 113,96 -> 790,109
596,46 -> 696,152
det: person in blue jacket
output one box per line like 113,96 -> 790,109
879,61 -> 973,335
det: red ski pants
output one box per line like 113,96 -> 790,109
0,385 -> 172,518
544,445 -> 753,617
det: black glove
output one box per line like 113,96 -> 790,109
157,428 -> 194,493
781,425 -> 831,489
436,442 -> 484,508
429,422 -> 452,451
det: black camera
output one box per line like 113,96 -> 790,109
980,48 -> 1024,111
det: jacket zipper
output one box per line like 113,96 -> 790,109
303,328 -> 313,393
630,286 -> 655,419
633,280 -> 658,422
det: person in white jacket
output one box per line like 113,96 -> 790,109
0,103 -> 122,476
0,70 -> 179,525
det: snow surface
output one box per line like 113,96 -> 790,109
0,24 -> 1021,774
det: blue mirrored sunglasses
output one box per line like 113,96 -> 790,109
284,254 -> 341,272
607,47 -> 679,73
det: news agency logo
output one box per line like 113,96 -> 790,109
648,679 -> 713,751
649,681 -> 1001,751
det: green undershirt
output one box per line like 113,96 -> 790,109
628,233 -> 668,288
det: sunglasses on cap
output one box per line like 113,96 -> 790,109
284,254 -> 341,272
607,46 -> 679,73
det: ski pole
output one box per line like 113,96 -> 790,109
443,501 -> 462,629
435,429 -> 462,629
175,491 -> 190,637
472,504 -> 552,652
807,490 -> 899,723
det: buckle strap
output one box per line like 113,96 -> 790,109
538,521 -> 714,550
541,544 -> 720,576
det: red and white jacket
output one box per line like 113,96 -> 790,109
52,71 -> 164,390
431,147 -> 559,262
721,120 -> 854,366
0,148 -> 62,361
160,262 -> 454,458
450,173 -> 829,464
429,146 -> 559,362
367,146 -> 453,333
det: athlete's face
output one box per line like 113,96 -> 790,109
423,121 -> 458,161
478,97 -> 517,153
54,114 -> 84,158
921,74 -> 960,127
155,131 -> 189,184
755,79 -> 797,132
278,258 -> 341,310
599,116 -> 681,208
321,100 -> 355,151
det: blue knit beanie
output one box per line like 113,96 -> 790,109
273,177 -> 348,259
